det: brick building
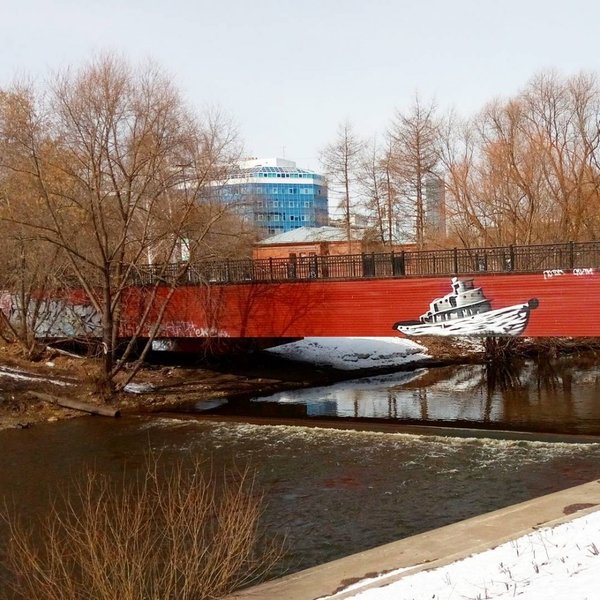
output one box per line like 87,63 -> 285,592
252,226 -> 361,260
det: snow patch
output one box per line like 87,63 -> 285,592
329,509 -> 600,599
123,382 -> 155,394
266,337 -> 428,370
0,366 -> 72,387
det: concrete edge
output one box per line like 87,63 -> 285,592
226,479 -> 600,600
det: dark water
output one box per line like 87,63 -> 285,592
204,355 -> 600,435
2,412 -> 600,577
3,354 -> 600,578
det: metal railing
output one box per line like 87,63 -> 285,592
130,240 -> 600,286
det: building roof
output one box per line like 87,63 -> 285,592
256,226 -> 355,245
240,157 -> 296,169
228,157 -> 324,180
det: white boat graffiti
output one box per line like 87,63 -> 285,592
393,277 -> 539,337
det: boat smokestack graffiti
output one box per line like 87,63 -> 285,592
392,277 -> 539,337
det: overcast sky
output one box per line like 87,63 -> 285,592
2,0 -> 599,170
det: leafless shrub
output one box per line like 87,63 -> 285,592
0,453 -> 283,599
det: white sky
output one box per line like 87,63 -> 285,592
2,0 -> 599,171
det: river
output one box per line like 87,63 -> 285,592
2,354 -> 600,578
203,354 -> 600,435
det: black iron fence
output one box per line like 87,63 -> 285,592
130,240 -> 600,286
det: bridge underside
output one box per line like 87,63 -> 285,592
148,337 -> 302,353
122,270 -> 598,340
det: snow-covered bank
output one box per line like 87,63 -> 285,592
0,365 -> 73,387
265,337 -> 428,370
325,508 -> 600,599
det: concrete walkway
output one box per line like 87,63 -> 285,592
227,479 -> 600,600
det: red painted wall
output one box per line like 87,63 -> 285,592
121,269 -> 600,338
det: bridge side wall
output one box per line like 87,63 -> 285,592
122,270 -> 599,338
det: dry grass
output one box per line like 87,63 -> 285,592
0,454 -> 283,599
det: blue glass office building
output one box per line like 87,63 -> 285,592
223,158 -> 328,236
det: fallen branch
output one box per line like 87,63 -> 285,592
29,392 -> 120,417
45,345 -> 87,359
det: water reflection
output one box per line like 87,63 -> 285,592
237,355 -> 600,434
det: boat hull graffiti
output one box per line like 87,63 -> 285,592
392,277 -> 539,338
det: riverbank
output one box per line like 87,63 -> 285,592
227,480 -> 600,600
2,335 -> 598,432
0,336 -> 466,431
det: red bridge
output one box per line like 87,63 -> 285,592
119,241 -> 600,347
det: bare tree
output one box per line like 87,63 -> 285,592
522,71 -> 600,240
0,56 -> 241,395
358,138 -> 386,246
380,137 -> 402,247
440,71 -> 600,247
389,96 -> 441,249
0,219 -> 67,358
320,120 -> 365,250
438,112 -> 489,246
357,136 -> 403,248
0,90 -> 74,358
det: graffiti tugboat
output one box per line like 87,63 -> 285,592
393,277 -> 539,337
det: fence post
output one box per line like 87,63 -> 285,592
361,253 -> 375,277
509,245 -> 514,271
453,247 -> 458,274
569,241 -> 574,270
287,255 -> 297,280
401,250 -> 406,276
269,257 -> 273,281
322,255 -> 329,279
225,259 -> 230,283
309,256 -> 318,278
